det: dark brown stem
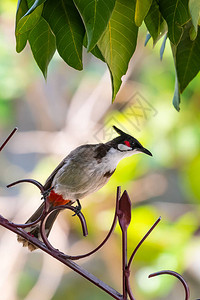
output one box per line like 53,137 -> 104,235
125,217 -> 161,300
0,127 -> 18,151
39,204 -> 88,254
127,217 -> 161,270
117,191 -> 132,300
7,179 -> 45,194
0,214 -> 123,300
125,272 -> 135,300
149,270 -> 190,300
122,229 -> 128,299
64,186 -> 121,260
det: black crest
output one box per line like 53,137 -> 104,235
113,126 -> 127,136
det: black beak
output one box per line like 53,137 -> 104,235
139,147 -> 153,156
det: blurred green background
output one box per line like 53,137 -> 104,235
0,1 -> 200,300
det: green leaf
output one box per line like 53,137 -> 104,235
159,0 -> 190,45
16,32 -> 28,53
25,0 -> 47,16
90,46 -> 105,62
43,0 -> 85,70
98,0 -> 138,101
15,0 -> 29,52
73,0 -> 116,52
171,42 -> 181,110
172,71 -> 181,111
16,0 -> 28,23
28,17 -> 56,78
16,4 -> 44,34
144,32 -> 151,46
135,0 -> 152,27
175,22 -> 200,92
27,0 -> 37,9
83,34 -> 105,62
189,0 -> 200,33
144,0 -> 166,45
189,24 -> 197,40
160,34 -> 167,60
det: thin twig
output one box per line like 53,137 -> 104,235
0,127 -> 18,151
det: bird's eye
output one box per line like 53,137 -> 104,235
124,140 -> 131,147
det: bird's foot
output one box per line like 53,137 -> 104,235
72,200 -> 82,216
41,187 -> 54,200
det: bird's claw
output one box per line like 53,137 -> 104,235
41,187 -> 54,200
72,200 -> 82,216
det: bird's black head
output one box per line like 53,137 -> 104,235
108,126 -> 152,156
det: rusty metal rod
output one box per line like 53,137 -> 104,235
0,127 -> 18,152
63,186 -> 121,260
127,217 -> 161,270
0,214 -> 123,300
149,270 -> 190,300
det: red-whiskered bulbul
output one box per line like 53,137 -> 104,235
17,126 -> 152,250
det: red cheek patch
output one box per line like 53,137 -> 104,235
124,140 -> 131,147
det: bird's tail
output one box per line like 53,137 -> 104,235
17,202 -> 60,251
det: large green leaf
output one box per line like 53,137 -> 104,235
43,0 -> 85,70
172,71 -> 181,111
135,0 -> 152,27
83,34 -> 105,62
189,0 -> 200,33
27,0 -> 36,9
16,0 -> 27,23
170,42 -> 181,110
144,0 -> 166,45
28,17 -> 56,78
98,0 -> 138,100
144,32 -> 151,46
74,0 -> 116,52
176,23 -> 200,92
16,4 -> 44,34
159,0 -> 190,45
25,0 -> 47,16
15,0 -> 29,52
160,34 -> 167,60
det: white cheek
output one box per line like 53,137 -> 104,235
125,149 -> 139,157
118,144 -> 132,151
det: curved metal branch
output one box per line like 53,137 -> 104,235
127,217 -> 161,270
0,127 -> 18,151
7,179 -> 88,236
149,270 -> 190,300
0,214 -> 123,300
7,179 -> 45,194
39,204 -> 88,254
9,213 -> 46,229
125,270 -> 135,300
48,187 -> 121,260
6,179 -> 49,228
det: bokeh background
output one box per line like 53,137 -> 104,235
0,1 -> 200,300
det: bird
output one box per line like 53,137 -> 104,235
17,126 -> 152,251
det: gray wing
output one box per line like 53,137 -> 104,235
43,158 -> 66,190
43,144 -> 102,191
